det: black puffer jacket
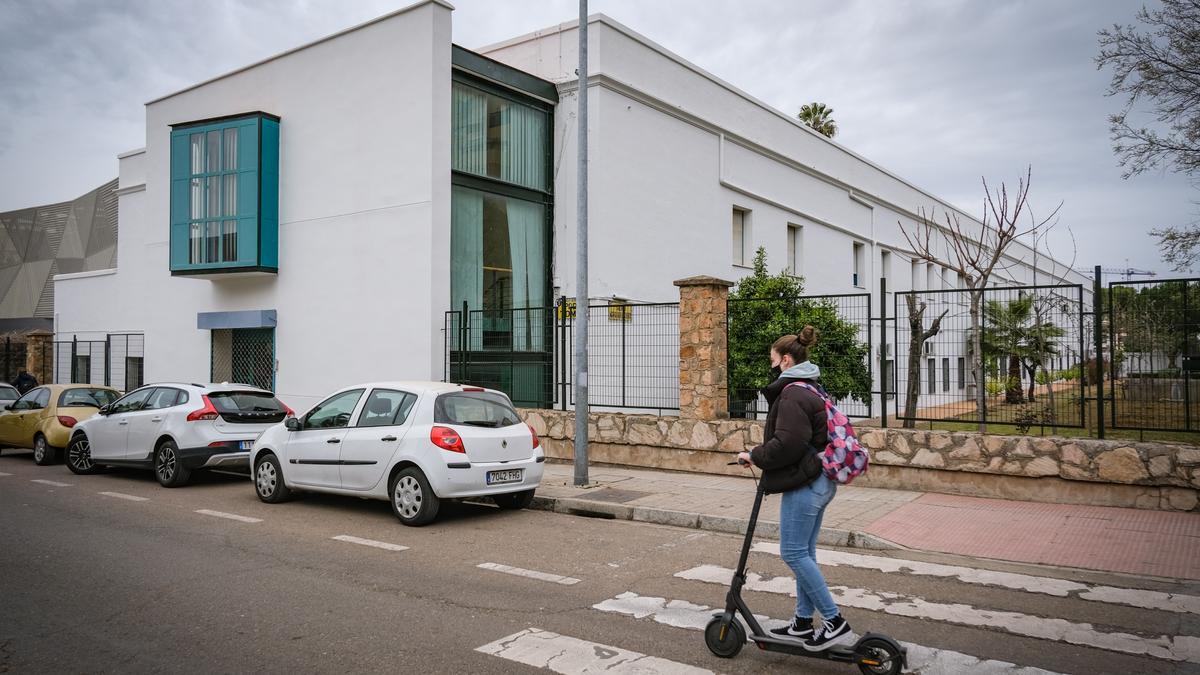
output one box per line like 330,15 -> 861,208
749,377 -> 828,494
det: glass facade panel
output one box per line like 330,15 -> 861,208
451,82 -> 548,192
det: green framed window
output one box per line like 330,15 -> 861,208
169,112 -> 279,276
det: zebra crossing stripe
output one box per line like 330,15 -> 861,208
675,564 -> 1200,664
593,592 -> 1064,675
753,542 -> 1200,615
477,562 -> 580,585
30,479 -> 71,487
476,627 -> 712,674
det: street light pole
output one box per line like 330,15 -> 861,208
573,0 -> 590,487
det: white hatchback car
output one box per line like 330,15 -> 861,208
250,382 -> 544,526
66,383 -> 292,487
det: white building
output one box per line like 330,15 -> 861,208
54,2 -> 1088,414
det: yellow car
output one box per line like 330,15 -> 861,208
0,384 -> 120,465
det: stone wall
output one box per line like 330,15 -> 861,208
521,408 -> 1200,512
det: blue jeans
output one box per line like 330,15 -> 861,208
778,473 -> 839,620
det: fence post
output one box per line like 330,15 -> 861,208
559,296 -> 568,411
104,335 -> 112,387
1093,266 -> 1105,440
674,276 -> 734,420
1185,281 -> 1193,432
880,277 -> 888,429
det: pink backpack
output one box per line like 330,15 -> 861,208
787,382 -> 869,484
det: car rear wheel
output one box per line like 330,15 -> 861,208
390,467 -> 439,527
254,453 -> 292,503
155,440 -> 191,488
32,434 -> 59,466
66,435 -> 101,475
494,489 -> 536,510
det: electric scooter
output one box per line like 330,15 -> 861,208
703,461 -> 906,675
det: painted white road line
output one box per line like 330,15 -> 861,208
0,471 -> 12,476
30,479 -> 72,487
753,542 -> 1200,615
676,564 -> 1200,664
98,491 -> 149,502
477,562 -> 580,586
594,592 -> 1064,675
331,535 -> 409,552
194,509 -> 262,524
477,627 -> 712,675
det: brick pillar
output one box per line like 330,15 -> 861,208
674,276 -> 734,420
26,330 -> 53,384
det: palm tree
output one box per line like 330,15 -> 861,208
982,296 -> 1034,404
798,102 -> 837,138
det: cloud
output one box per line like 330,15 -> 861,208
0,0 -> 1191,272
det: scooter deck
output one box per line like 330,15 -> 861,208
748,634 -> 860,661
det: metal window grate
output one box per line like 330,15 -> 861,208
211,328 -> 275,391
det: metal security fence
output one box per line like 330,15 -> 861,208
53,334 -> 145,390
445,299 -> 680,412
211,328 -> 275,392
728,294 -> 872,420
892,285 -> 1087,428
1107,278 -> 1200,432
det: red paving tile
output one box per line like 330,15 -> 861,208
863,493 -> 1200,580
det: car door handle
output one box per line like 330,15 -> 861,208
118,421 -> 129,426
326,438 -> 341,444
380,436 -> 397,442
151,417 -> 163,423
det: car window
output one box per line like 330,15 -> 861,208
33,389 -> 50,409
59,388 -> 119,408
303,389 -> 364,430
0,386 -> 19,401
209,391 -> 285,414
109,388 -> 153,414
357,390 -> 417,428
145,388 -> 183,410
10,388 -> 43,411
434,391 -> 521,428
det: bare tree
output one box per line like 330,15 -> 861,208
900,168 -> 1060,432
903,295 -> 948,428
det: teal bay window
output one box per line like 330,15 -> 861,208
448,53 -> 555,407
169,112 -> 279,276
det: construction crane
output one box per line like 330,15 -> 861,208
1074,267 -> 1158,282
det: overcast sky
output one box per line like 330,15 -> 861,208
0,0 -> 1193,275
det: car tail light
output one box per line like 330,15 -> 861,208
57,416 -> 78,428
462,387 -> 485,392
186,395 -> 220,422
430,425 -> 466,453
527,423 -> 540,449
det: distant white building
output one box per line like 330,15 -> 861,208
54,2 -> 1086,414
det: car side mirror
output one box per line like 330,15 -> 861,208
285,417 -> 302,432
98,405 -> 111,416
3,404 -> 11,411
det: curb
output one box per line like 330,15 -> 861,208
529,494 -> 903,551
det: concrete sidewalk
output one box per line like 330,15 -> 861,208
534,461 -> 1200,580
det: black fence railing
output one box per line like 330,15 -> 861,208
54,334 -> 145,391
444,299 -> 680,411
1107,278 -> 1200,433
727,294 -> 872,420
892,285 -> 1087,429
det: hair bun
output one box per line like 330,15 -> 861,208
796,325 -> 818,347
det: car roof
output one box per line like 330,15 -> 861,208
338,381 -> 503,396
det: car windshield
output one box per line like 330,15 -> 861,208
0,386 -> 18,401
209,391 -> 287,413
59,388 -> 118,408
434,391 -> 521,428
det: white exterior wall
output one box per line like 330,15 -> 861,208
55,1 -> 453,412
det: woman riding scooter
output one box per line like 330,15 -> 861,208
736,327 -> 854,651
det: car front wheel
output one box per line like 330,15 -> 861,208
33,434 -> 59,466
254,453 -> 292,503
155,440 -> 192,488
66,435 -> 101,475
390,467 -> 439,527
494,489 -> 536,510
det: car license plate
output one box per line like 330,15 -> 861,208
239,441 -> 253,451
487,469 -> 523,485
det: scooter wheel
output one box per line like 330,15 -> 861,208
704,616 -> 745,658
856,637 -> 903,675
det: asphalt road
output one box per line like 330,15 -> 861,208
1,450 -> 1197,674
